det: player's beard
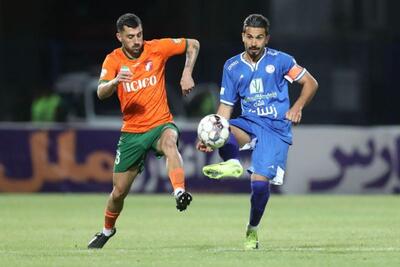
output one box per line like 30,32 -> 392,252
131,45 -> 143,58
129,45 -> 144,58
247,47 -> 262,61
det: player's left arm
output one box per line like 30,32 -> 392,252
180,39 -> 200,96
286,71 -> 318,124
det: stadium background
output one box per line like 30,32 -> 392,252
1,0 -> 400,124
1,1 -> 400,266
1,0 -> 400,194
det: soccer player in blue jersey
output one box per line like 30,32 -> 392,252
197,14 -> 318,249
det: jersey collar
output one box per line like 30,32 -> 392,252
240,48 -> 267,72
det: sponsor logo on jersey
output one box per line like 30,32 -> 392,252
122,75 -> 157,93
220,87 -> 225,95
256,104 -> 278,118
243,92 -> 277,103
265,91 -> 277,99
249,78 -> 264,94
267,50 -> 279,56
227,60 -> 239,71
265,64 -> 275,74
253,99 -> 265,107
145,61 -> 153,71
172,38 -> 182,43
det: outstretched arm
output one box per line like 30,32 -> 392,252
180,39 -> 200,96
286,71 -> 318,124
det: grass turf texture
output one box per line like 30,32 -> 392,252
1,194 -> 399,267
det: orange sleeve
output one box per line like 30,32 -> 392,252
156,38 -> 187,59
99,54 -> 119,82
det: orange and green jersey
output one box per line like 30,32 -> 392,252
99,38 -> 187,133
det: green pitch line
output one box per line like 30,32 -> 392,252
0,194 -> 399,267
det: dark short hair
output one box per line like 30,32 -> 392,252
116,13 -> 142,32
243,14 -> 270,34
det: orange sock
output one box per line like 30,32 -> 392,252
168,168 -> 185,191
104,209 -> 120,230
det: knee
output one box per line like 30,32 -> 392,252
111,186 -> 129,202
161,138 -> 178,155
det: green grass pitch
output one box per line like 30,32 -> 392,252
0,194 -> 399,267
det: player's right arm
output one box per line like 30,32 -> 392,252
196,103 -> 234,153
216,103 -> 233,121
97,71 -> 132,100
197,61 -> 237,152
97,54 -> 133,100
218,60 -> 237,118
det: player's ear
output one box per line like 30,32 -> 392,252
116,32 -> 122,42
265,34 -> 270,43
241,32 -> 246,43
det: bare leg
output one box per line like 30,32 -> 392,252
88,165 -> 140,248
156,128 -> 184,190
106,165 -> 140,214
156,128 -> 192,211
230,125 -> 251,148
156,128 -> 183,175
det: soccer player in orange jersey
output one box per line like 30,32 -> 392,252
88,13 -> 199,249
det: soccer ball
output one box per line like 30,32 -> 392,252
197,114 -> 230,149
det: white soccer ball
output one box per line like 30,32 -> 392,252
197,114 -> 230,149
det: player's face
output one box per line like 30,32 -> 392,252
117,25 -> 144,58
242,27 -> 269,61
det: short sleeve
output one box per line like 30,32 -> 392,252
156,38 -> 186,59
99,54 -> 119,83
220,62 -> 238,106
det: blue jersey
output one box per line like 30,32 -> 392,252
220,48 -> 306,144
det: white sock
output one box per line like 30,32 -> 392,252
247,224 -> 259,231
227,159 -> 241,166
102,227 -> 113,237
174,187 -> 185,197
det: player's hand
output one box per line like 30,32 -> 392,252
196,140 -> 214,152
180,74 -> 195,96
114,69 -> 133,84
285,106 -> 302,125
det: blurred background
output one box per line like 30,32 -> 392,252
0,0 -> 400,194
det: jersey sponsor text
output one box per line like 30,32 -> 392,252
122,75 -> 157,92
